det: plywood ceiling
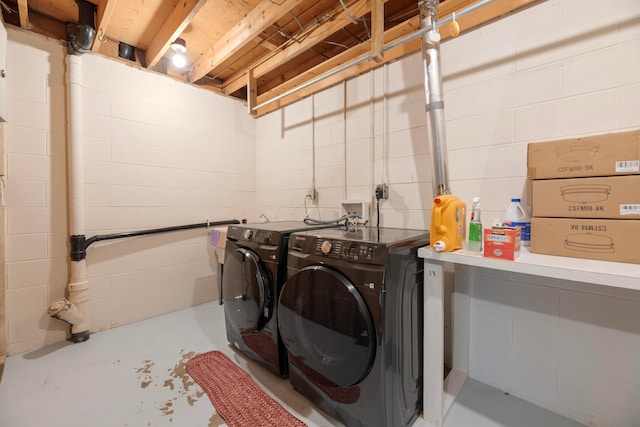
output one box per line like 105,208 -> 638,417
2,0 -> 541,116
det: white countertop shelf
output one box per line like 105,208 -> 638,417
418,246 -> 640,291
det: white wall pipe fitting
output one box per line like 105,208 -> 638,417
47,294 -> 90,342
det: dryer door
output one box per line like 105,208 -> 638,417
223,248 -> 272,334
279,265 -> 375,387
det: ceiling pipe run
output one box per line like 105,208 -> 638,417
47,54 -> 91,343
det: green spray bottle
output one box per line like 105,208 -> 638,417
468,197 -> 483,252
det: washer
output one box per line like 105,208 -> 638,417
222,221 -> 338,378
279,227 -> 429,427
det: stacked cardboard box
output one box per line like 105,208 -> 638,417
527,130 -> 640,264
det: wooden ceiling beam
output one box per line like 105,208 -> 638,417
188,0 -> 304,83
254,0 -> 541,116
92,0 -> 118,52
254,16 -> 417,115
144,0 -> 208,68
223,0 -> 390,96
17,0 -> 30,29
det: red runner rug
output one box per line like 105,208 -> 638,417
186,350 -> 307,427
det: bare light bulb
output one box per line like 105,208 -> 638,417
172,54 -> 187,68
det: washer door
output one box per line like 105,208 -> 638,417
279,265 -> 375,387
223,248 -> 272,334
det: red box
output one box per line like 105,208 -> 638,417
483,226 -> 521,261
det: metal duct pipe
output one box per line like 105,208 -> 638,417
419,0 -> 450,197
47,55 -> 90,343
66,0 -> 96,55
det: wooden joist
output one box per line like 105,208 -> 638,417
254,16 -> 418,116
92,0 -> 118,52
17,0 -> 30,29
188,0 -> 304,83
370,0 -> 384,62
247,69 -> 258,116
223,0 -> 390,96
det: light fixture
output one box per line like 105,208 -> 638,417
170,38 -> 187,53
170,38 -> 187,68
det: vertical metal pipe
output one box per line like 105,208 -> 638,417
419,0 -> 450,196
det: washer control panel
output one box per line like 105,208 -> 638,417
313,238 -> 385,264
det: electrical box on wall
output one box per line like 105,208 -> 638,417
340,200 -> 369,225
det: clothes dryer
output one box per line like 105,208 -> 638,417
279,227 -> 429,427
222,221 -> 338,377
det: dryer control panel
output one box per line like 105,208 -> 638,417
228,226 -> 280,246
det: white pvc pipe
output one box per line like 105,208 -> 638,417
66,55 -> 86,254
49,55 -> 90,342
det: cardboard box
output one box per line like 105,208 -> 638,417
484,226 -> 521,261
531,218 -> 640,264
532,175 -> 640,219
527,130 -> 640,179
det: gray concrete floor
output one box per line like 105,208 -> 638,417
0,302 -> 584,427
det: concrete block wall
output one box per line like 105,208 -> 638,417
255,60 -> 432,228
4,28 -> 255,355
255,0 -> 640,425
470,270 -> 640,427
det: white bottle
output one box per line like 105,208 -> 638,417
505,198 -> 531,246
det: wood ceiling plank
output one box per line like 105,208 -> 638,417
254,0 -> 541,116
145,0 -> 208,68
18,0 -> 30,29
223,0 -> 389,96
92,0 -> 119,52
188,0 -> 304,83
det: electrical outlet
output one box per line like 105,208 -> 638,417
307,187 -> 318,201
375,184 -> 389,200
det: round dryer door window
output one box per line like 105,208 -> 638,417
223,248 -> 272,334
279,265 -> 375,388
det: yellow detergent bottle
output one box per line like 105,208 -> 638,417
430,194 -> 467,252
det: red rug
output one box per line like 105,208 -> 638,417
186,351 -> 307,427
